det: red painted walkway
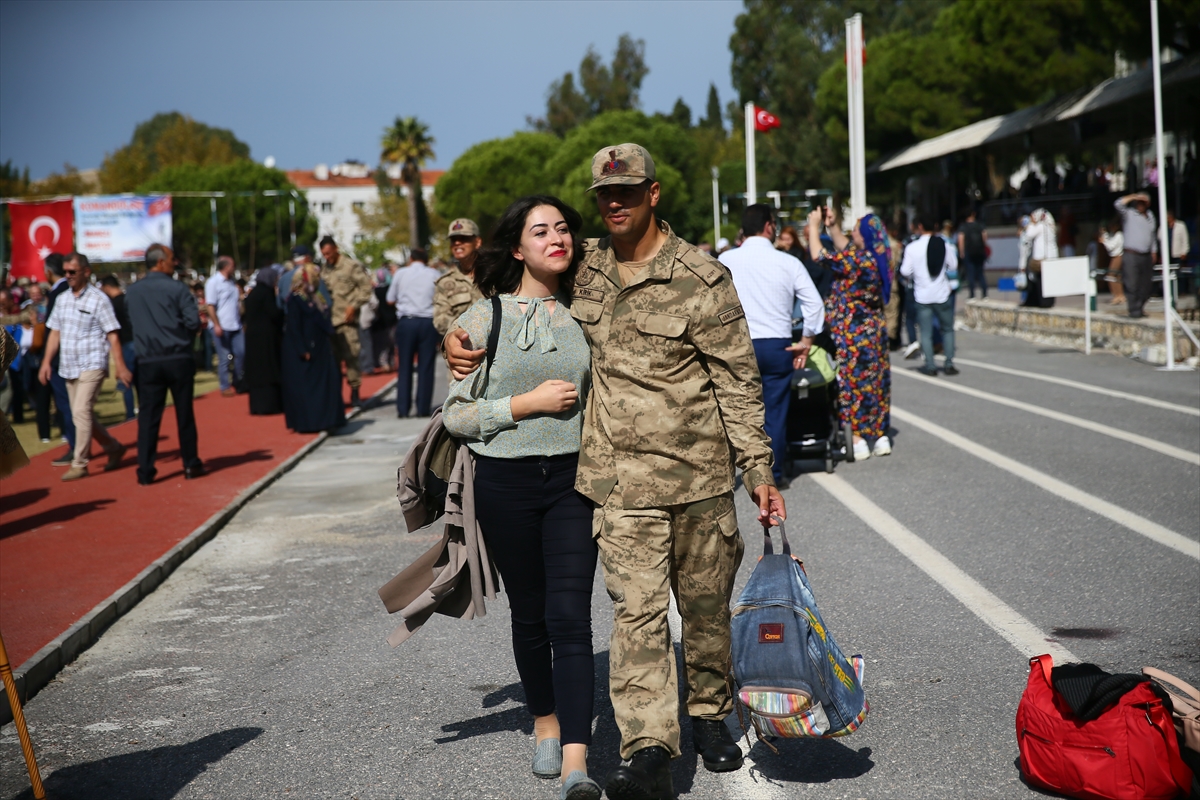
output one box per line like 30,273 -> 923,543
0,372 -> 394,669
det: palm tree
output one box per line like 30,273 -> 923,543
380,117 -> 436,249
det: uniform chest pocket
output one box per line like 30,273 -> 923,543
635,311 -> 688,338
571,299 -> 604,325
448,291 -> 472,305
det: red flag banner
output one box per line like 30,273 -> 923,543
8,199 -> 74,279
754,106 -> 781,132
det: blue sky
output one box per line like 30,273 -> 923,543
0,0 -> 743,180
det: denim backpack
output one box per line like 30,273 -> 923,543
729,519 -> 868,747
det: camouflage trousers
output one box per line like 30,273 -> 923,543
332,324 -> 361,389
595,487 -> 744,759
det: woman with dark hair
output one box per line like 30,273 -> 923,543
243,267 -> 285,415
807,206 -> 892,460
281,264 -> 345,433
442,195 -> 600,800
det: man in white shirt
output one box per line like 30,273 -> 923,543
900,217 -> 958,376
39,253 -> 133,480
720,204 -> 824,488
205,255 -> 244,396
387,247 -> 441,417
1168,211 -> 1191,272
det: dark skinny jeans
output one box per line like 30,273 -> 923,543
473,452 -> 597,746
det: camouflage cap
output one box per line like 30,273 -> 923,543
587,143 -> 656,191
447,218 -> 481,239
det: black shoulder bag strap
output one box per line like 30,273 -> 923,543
486,295 -> 502,371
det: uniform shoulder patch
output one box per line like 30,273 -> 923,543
718,305 -> 745,326
680,246 -> 725,286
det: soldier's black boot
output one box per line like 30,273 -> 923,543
691,717 -> 743,772
350,387 -> 360,407
604,745 -> 674,800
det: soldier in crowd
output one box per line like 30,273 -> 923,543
319,235 -> 373,406
432,218 -> 485,337
448,143 -> 785,800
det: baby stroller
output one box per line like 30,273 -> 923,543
785,338 -> 854,474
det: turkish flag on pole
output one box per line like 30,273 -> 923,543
8,199 -> 74,279
754,105 -> 781,132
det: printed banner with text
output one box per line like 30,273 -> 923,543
73,195 -> 172,262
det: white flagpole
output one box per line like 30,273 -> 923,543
1149,0 -> 1186,370
846,13 -> 867,222
711,166 -> 721,248
745,101 -> 757,205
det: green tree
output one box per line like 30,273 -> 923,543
434,132 -> 563,237
730,0 -> 949,195
701,84 -> 725,132
814,0 -> 1112,169
100,112 -> 250,192
1085,0 -> 1198,60
546,110 -> 698,237
660,98 -> 692,129
139,162 -> 316,272
529,34 -> 649,136
380,116 -> 436,248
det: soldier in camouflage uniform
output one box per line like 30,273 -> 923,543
319,236 -> 373,406
432,218 -> 485,337
447,144 -> 786,800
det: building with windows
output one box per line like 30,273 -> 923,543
285,160 -> 444,255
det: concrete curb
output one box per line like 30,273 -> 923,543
2,378 -> 397,725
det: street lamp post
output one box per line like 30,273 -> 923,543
711,167 -> 721,250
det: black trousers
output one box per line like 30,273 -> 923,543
1122,249 -> 1154,316
394,316 -> 437,417
137,357 -> 201,482
473,452 -> 597,746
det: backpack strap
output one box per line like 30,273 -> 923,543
486,296 -> 502,371
762,515 -> 792,556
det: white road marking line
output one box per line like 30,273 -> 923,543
670,591 -> 787,799
894,368 -> 1200,465
809,472 -> 1078,663
892,405 -> 1200,560
953,357 -> 1200,417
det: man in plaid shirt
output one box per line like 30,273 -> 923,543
39,253 -> 133,481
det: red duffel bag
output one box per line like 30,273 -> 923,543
1017,654 -> 1194,800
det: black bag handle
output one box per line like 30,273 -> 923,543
485,295 -> 501,371
762,515 -> 792,556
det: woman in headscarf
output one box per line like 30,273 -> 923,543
243,267 -> 285,415
281,264 -> 345,433
806,207 -> 892,460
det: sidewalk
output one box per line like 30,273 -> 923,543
0,372 -> 396,687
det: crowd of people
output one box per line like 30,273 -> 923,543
0,230 -> 468,483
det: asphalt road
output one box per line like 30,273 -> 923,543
2,330 -> 1197,800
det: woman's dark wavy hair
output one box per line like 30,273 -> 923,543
474,195 -> 584,298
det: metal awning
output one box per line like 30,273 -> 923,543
872,53 -> 1200,172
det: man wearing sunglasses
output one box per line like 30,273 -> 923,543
39,252 -> 133,481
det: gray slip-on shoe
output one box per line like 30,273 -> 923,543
561,770 -> 601,800
532,737 -> 562,779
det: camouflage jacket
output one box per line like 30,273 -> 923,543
323,254 -> 373,327
433,268 -> 483,336
570,223 -> 775,509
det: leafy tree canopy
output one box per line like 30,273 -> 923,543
380,116 -> 436,247
435,132 -> 563,236
138,161 -> 315,271
100,112 -> 250,192
529,34 -> 649,136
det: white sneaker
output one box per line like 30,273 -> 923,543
853,439 -> 871,461
873,436 -> 892,457
903,341 -> 921,360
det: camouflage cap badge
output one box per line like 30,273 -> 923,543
447,218 -> 481,239
588,143 -> 656,191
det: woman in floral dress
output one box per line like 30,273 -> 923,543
806,207 -> 892,460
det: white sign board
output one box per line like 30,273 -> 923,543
1040,256 -> 1091,298
73,195 -> 172,262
